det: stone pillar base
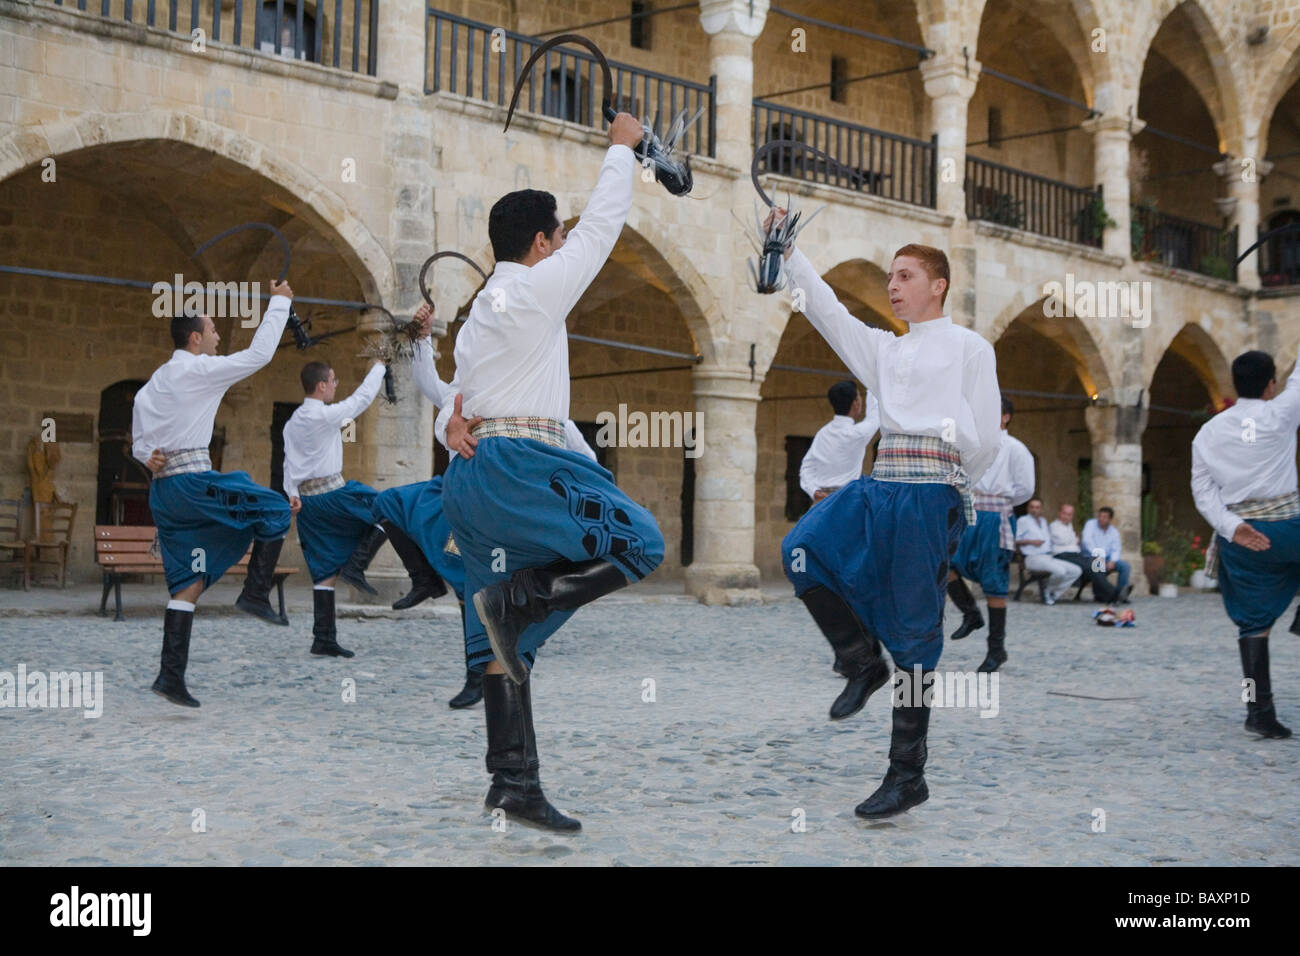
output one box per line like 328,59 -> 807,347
685,561 -> 762,605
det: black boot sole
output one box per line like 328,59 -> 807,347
855,782 -> 929,819
474,588 -> 529,685
977,652 -> 1007,673
392,585 -> 442,610
310,643 -> 355,658
449,688 -> 483,709
236,595 -> 289,626
339,570 -> 378,596
151,684 -> 200,708
1245,720 -> 1292,739
830,660 -> 892,721
484,801 -> 582,833
950,616 -> 984,641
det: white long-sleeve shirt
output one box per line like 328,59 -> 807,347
282,362 -> 386,499
799,395 -> 881,498
132,295 -> 292,464
1081,519 -> 1122,563
784,248 -> 1002,482
435,144 -> 637,446
564,420 -> 598,462
971,431 -> 1034,502
1049,519 -> 1081,553
1016,514 -> 1053,556
1192,358 -> 1300,540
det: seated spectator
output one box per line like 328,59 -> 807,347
1082,507 -> 1132,603
1016,498 -> 1082,606
1050,502 -> 1119,602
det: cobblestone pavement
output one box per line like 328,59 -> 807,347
2,588 -> 1297,866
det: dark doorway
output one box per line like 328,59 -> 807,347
784,434 -> 813,521
96,380 -> 151,525
270,402 -> 301,500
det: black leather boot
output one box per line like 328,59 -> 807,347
235,537 -> 288,625
856,671 -> 932,819
978,606 -> 1008,672
474,558 -> 629,684
310,588 -> 354,658
449,601 -> 483,708
1240,636 -> 1291,738
799,585 -> 892,721
947,577 -> 984,640
339,525 -> 387,596
383,520 -> 448,610
482,673 -> 581,832
1289,603 -> 1300,637
151,607 -> 200,707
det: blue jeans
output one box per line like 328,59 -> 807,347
1108,559 -> 1131,594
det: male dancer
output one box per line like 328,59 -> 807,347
946,395 -> 1034,673
284,355 -> 397,658
133,283 -> 296,708
777,219 -> 1001,819
800,380 -> 880,506
1192,349 -> 1300,739
435,113 -> 665,832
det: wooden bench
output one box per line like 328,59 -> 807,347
1013,549 -> 1090,602
94,525 -> 297,622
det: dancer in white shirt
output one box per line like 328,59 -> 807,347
777,222 -> 1001,820
947,396 -> 1034,672
132,282 -> 296,707
800,380 -> 880,504
1192,348 -> 1300,738
435,113 -> 665,832
1015,499 -> 1081,605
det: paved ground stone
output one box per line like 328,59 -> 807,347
1,589 -> 1297,865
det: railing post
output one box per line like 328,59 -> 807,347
928,133 -> 938,210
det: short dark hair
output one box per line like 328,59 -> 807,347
170,311 -> 204,350
1028,497 -> 1042,507
301,361 -> 333,394
1001,394 -> 1014,417
1232,350 -> 1276,399
828,380 -> 858,415
1098,506 -> 1114,518
489,189 -> 560,263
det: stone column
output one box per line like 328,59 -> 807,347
686,364 -> 763,605
919,53 -> 980,221
343,0 -> 438,603
699,0 -> 768,171
1082,114 -> 1144,260
1084,397 -> 1148,568
1214,156 -> 1271,289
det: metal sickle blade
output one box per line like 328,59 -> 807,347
418,251 -> 489,309
192,222 -> 291,281
504,33 -> 614,132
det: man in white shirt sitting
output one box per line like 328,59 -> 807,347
1016,498 -> 1081,605
1081,507 -> 1132,602
799,380 -> 880,506
1192,348 -> 1300,739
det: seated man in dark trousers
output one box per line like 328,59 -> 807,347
132,281 -> 296,707
1193,349 -> 1300,739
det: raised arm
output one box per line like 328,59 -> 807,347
412,338 -> 456,409
323,361 -> 387,426
784,248 -> 887,396
194,288 -> 293,390
1268,353 -> 1300,429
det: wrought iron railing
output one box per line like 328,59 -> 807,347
1131,204 -> 1237,281
425,8 -> 716,158
1257,222 -> 1300,288
751,99 -> 936,209
965,155 -> 1102,246
44,0 -> 379,75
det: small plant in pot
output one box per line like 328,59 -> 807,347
1142,540 -> 1164,595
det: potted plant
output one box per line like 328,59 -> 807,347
1142,540 -> 1165,595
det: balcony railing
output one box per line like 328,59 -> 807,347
44,0 -> 379,75
426,8 -> 716,158
751,100 -> 936,209
1258,223 -> 1300,288
1131,204 -> 1237,281
965,156 -> 1102,247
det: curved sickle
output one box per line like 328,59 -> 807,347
750,140 -> 863,207
418,251 -> 490,309
505,33 -> 614,132
192,222 -> 291,281
1236,220 -> 1300,265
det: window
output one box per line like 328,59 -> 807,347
830,56 -> 849,104
630,1 -> 653,50
987,107 -> 1003,149
258,2 -> 317,62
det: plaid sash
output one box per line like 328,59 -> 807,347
156,448 -> 212,479
471,416 -> 565,447
872,434 -> 975,525
1204,490 -> 1300,579
973,492 -> 1015,550
299,473 -> 345,497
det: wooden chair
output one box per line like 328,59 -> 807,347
0,498 -> 26,589
27,501 -> 77,588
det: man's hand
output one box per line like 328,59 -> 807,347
145,449 -> 166,475
290,495 -> 302,515
414,303 -> 434,340
1106,560 -> 1116,571
813,489 -> 831,503
269,279 -> 293,300
446,393 -> 484,460
609,112 -> 644,151
762,207 -> 795,260
1232,523 -> 1271,551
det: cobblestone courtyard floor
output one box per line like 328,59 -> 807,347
2,585 -> 1297,866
